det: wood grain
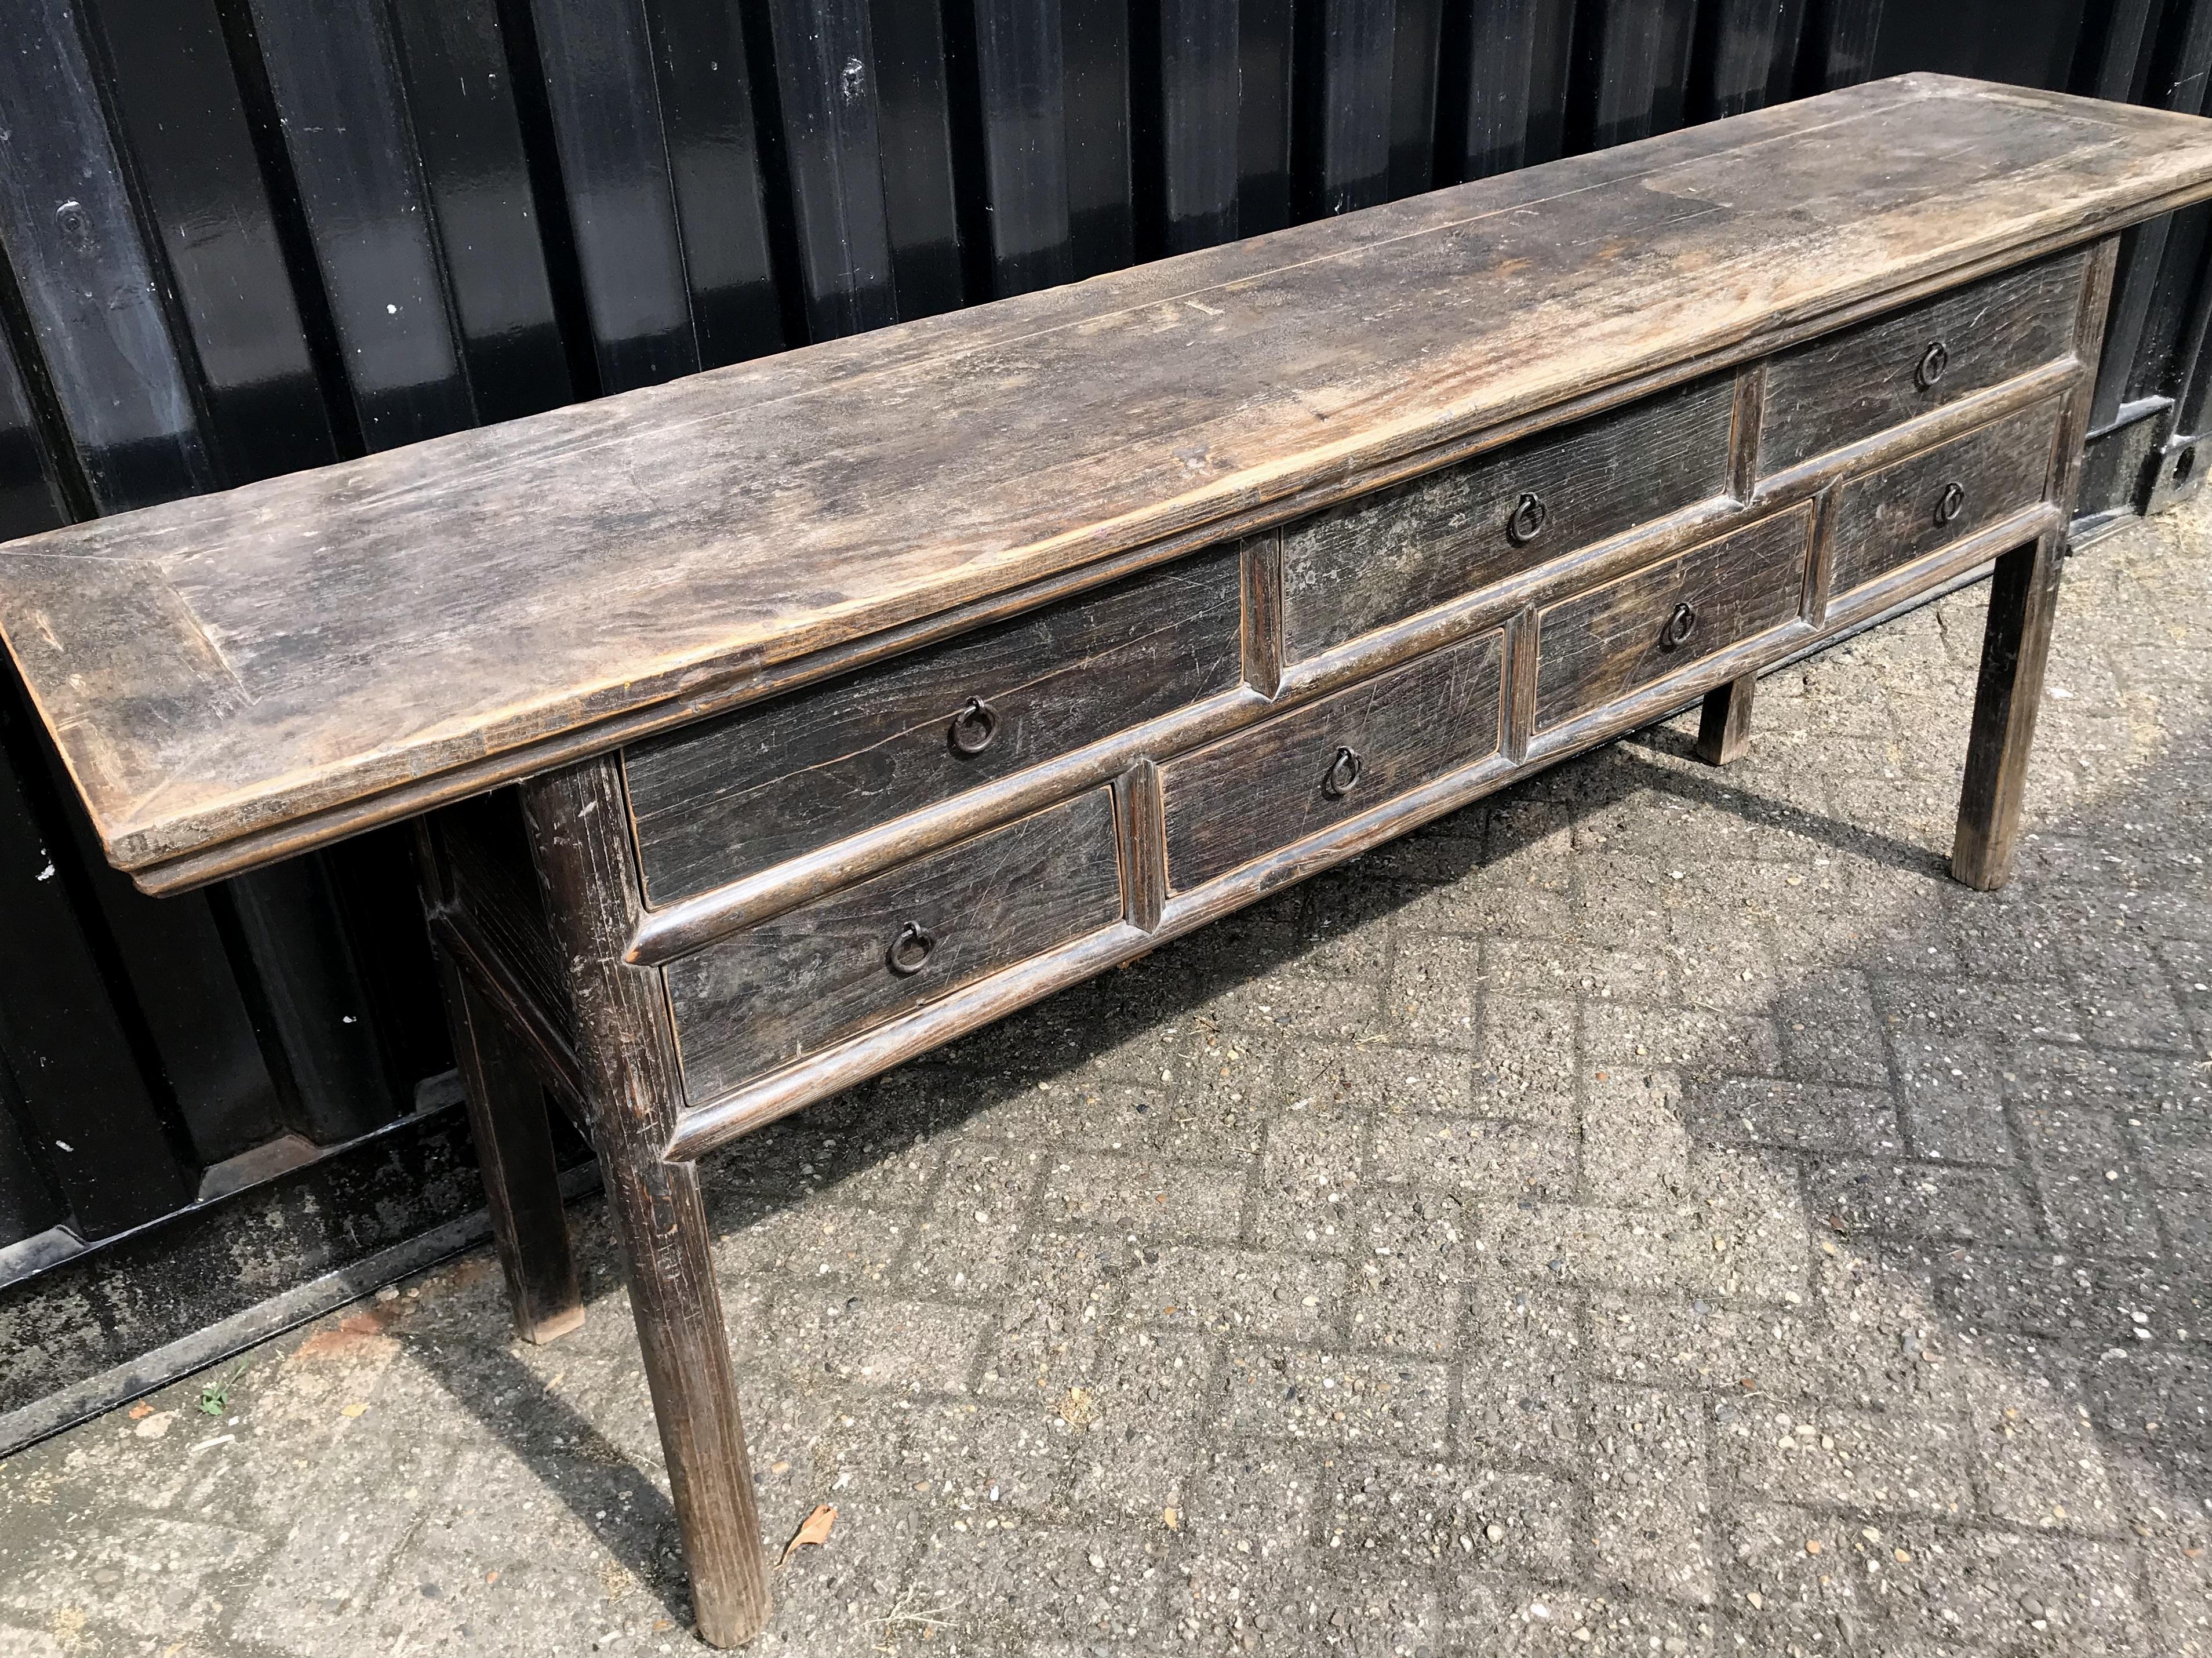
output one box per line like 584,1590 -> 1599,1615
434,951 -> 584,1343
9,76 -> 2212,887
1278,375 -> 1734,660
624,547 -> 1239,904
1534,506 -> 1812,730
1695,674 -> 1758,766
522,756 -> 772,1648
1826,398 -> 2065,599
1160,631 -> 1504,890
664,788 -> 1124,1101
1758,251 -> 2084,474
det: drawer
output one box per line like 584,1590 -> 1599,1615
1160,630 -> 1505,892
1827,399 -> 2064,599
1534,505 -> 1812,730
665,788 -> 1123,1100
625,545 -> 1243,905
1279,376 -> 1736,661
1759,252 -> 2084,474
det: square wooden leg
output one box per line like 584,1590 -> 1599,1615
601,1151 -> 770,1647
523,757 -> 772,1648
1952,534 -> 2064,890
438,954 -> 585,1343
1694,672 -> 1756,765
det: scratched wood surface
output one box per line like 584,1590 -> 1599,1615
1756,249 -> 2086,474
1533,506 -> 1813,729
6,75 -> 2212,887
1278,376 -> 1734,660
664,788 -> 1123,1100
1825,399 -> 2065,598
625,546 -> 1242,904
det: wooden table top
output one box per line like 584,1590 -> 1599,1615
6,74 -> 2212,893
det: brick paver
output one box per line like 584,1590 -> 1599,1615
2,497 -> 2209,1656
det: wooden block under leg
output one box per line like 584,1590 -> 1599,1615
1694,672 -> 1757,766
1952,535 -> 2064,891
439,954 -> 585,1343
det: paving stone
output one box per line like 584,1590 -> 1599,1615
1219,1346 -> 1453,1451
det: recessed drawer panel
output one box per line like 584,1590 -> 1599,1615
666,789 -> 1123,1101
1160,631 -> 1505,892
1535,506 -> 1812,730
1827,399 -> 2063,599
1759,253 -> 2083,475
1279,377 -> 1736,661
626,546 -> 1243,905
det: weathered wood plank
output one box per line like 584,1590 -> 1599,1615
6,76 -> 2211,886
1758,250 -> 2084,474
1279,375 -> 1734,660
625,546 -> 1240,904
1533,506 -> 1811,729
1825,398 -> 2065,599
1160,631 -> 1504,889
664,788 -> 1124,1101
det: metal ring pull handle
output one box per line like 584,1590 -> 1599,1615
947,696 -> 999,757
1507,491 -> 1548,546
886,921 -> 936,976
1322,746 -> 1365,799
1660,601 -> 1698,651
1915,339 -> 1950,390
1934,479 -> 1967,526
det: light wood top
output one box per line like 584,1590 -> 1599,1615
7,74 -> 2212,892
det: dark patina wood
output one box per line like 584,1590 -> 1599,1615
1695,674 -> 1758,766
665,788 -> 1124,1101
0,79 -> 2195,1651
1160,631 -> 1505,890
625,548 -> 1242,904
1826,398 -> 2067,599
1278,376 -> 1735,661
523,756 -> 773,1648
1758,251 -> 2087,475
1533,506 -> 1813,729
434,952 -> 582,1344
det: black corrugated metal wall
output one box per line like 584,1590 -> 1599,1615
2,0 -> 2209,1430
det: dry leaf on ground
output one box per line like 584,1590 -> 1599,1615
780,1503 -> 837,1566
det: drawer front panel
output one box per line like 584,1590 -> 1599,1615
1759,253 -> 2083,474
1279,377 -> 1735,661
1160,631 -> 1505,891
627,546 -> 1243,905
1827,399 -> 2062,598
1535,506 -> 1812,729
667,789 -> 1123,1101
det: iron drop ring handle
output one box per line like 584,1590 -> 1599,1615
887,921 -> 936,976
1915,339 -> 1949,390
1660,600 -> 1698,651
947,695 -> 999,756
1934,479 -> 1967,526
1322,745 -> 1365,799
1507,491 -> 1548,546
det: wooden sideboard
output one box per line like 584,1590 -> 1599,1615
6,75 -> 2212,1646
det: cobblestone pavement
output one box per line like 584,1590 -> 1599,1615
3,497 -> 2210,1658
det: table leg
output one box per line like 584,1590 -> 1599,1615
523,755 -> 772,1646
1694,672 -> 1756,766
602,1148 -> 769,1646
1952,533 -> 2064,891
438,952 -> 584,1342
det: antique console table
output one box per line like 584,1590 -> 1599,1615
6,75 -> 2212,1646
